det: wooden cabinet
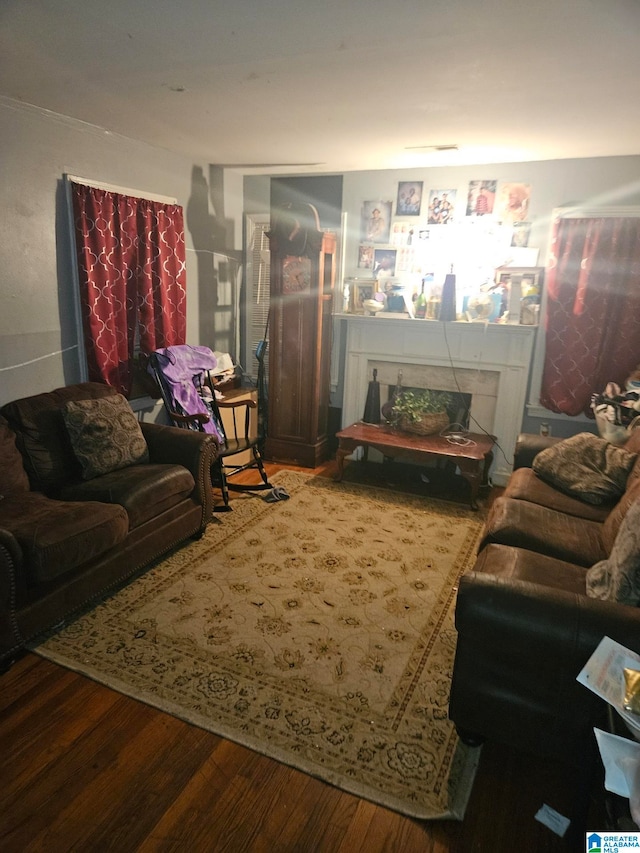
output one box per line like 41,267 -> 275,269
265,204 -> 336,467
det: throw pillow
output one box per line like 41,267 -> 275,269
62,393 -> 149,480
532,432 -> 637,505
586,499 -> 640,605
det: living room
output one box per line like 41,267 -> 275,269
3,2 -> 640,850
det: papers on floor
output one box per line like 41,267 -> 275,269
534,804 -> 571,837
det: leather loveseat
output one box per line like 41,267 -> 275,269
0,381 -> 219,669
449,428 -> 640,765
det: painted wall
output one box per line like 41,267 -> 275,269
246,157 -> 640,437
0,98 -> 243,407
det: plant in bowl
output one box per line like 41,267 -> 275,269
386,389 -> 453,435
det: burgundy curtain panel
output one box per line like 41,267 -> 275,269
71,182 -> 186,396
540,216 -> 640,415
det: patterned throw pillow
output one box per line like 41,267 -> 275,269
532,432 -> 637,505
62,393 -> 149,480
586,500 -> 640,606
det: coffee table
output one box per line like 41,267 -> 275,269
334,421 -> 496,509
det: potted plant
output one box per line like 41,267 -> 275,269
386,388 -> 453,435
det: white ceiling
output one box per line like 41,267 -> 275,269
2,0 -> 640,174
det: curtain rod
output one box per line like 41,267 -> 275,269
65,174 -> 177,205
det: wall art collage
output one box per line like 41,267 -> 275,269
349,177 -> 540,323
357,179 -> 533,275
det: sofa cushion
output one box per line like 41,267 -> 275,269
62,394 -> 149,480
532,432 -> 637,505
0,382 -> 116,494
60,463 -> 195,528
0,492 -> 128,584
473,543 -> 588,595
0,416 -> 29,496
504,468 -> 611,522
480,496 -> 608,567
586,499 -> 640,606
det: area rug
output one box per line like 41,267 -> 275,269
34,471 -> 484,820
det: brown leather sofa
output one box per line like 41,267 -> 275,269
449,428 -> 640,765
0,381 -> 219,669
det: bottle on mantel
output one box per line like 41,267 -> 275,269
415,278 -> 428,319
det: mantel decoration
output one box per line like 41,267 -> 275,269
385,389 -> 453,435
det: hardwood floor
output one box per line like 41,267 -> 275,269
0,459 -> 607,852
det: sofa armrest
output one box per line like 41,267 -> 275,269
450,571 -> 640,761
455,571 -> 640,658
513,432 -> 563,469
0,529 -> 25,665
140,422 -> 219,523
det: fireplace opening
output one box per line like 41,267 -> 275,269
385,385 -> 472,431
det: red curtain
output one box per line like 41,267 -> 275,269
540,216 -> 640,415
71,183 -> 186,396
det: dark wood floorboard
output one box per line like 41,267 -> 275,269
0,459 -> 607,852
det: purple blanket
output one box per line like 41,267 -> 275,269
150,345 -> 222,439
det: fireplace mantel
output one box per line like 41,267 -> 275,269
336,315 -> 537,486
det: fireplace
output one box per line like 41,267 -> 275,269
371,362 -> 494,433
338,316 -> 537,486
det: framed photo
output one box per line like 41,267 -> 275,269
372,248 -> 397,280
466,180 -> 497,216
390,222 -> 416,246
361,200 -> 392,243
396,181 -> 423,216
357,244 -> 375,269
495,182 -> 531,224
350,280 -> 377,314
495,266 -> 544,324
495,266 -> 544,292
511,221 -> 531,247
427,189 -> 456,224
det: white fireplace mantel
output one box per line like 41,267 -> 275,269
336,315 -> 537,486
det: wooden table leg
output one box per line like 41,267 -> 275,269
456,459 -> 483,510
334,438 -> 361,482
457,450 -> 493,509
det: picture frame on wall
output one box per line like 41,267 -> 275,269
511,221 -> 531,247
357,244 -> 375,269
466,180 -> 497,216
396,181 -> 423,216
427,189 -> 456,224
495,183 -> 531,224
372,248 -> 397,280
361,200 -> 392,243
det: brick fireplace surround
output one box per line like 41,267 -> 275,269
337,315 -> 537,486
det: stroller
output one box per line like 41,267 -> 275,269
149,345 -> 272,510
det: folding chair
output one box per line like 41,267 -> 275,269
149,345 -> 272,510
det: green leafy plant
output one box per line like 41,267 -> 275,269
387,388 -> 453,426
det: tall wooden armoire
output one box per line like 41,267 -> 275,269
265,203 -> 336,467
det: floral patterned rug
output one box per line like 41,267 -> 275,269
34,471 -> 484,819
